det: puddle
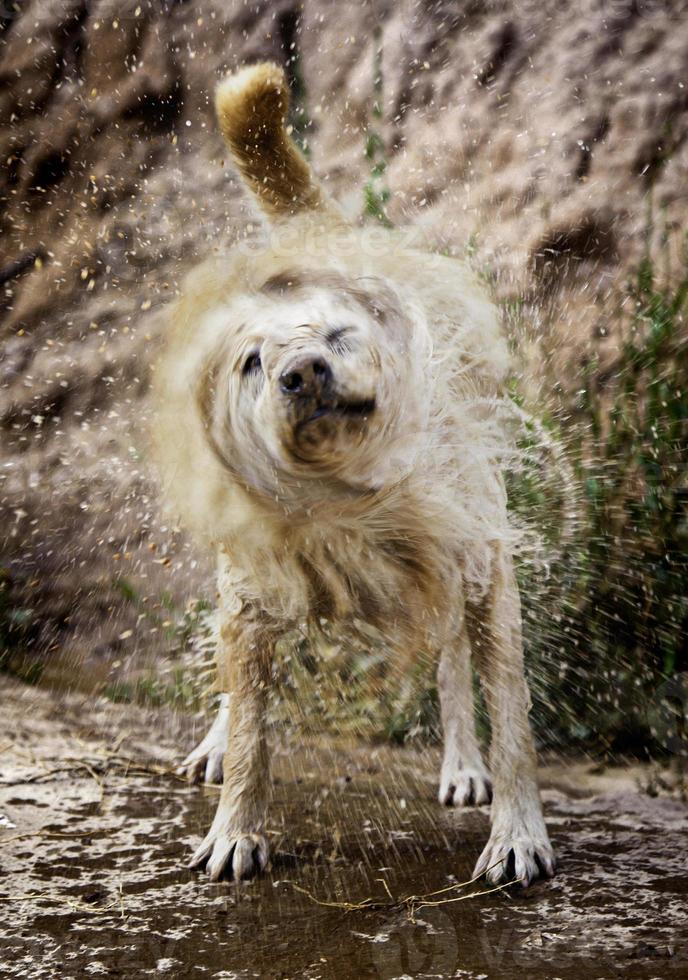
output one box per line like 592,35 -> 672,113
1,677 -> 686,979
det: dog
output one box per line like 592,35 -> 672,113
154,63 -> 555,887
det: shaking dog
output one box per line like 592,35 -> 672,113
155,63 -> 555,886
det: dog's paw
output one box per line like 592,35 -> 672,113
439,765 -> 492,807
178,697 -> 229,784
189,829 -> 269,882
473,824 -> 555,887
178,737 -> 224,784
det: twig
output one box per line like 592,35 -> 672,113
282,863 -> 514,922
376,877 -> 394,901
286,882 -> 381,912
105,756 -> 191,783
3,892 -> 121,914
407,880 -> 514,919
1,753 -> 193,789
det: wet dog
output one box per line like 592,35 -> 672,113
155,63 -> 555,886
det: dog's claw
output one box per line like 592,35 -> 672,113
473,832 -> 555,887
439,767 -> 492,807
190,830 -> 268,881
178,742 -> 224,784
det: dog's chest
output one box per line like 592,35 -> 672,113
293,524 -> 454,644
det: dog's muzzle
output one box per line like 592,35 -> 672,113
279,356 -> 376,429
279,356 -> 333,400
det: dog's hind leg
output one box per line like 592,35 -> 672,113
470,545 -> 555,887
178,694 -> 229,785
437,610 -> 492,807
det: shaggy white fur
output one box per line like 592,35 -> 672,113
155,62 -> 554,887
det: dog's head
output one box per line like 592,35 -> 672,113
196,262 -> 431,499
156,63 -> 510,566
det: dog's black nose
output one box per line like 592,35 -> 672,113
279,357 -> 332,396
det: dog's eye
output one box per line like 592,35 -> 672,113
327,328 -> 351,354
242,352 -> 262,375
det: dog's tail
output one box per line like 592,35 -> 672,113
215,63 -> 340,224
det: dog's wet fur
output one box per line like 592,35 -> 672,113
155,63 -> 555,886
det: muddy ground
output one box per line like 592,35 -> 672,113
1,675 -> 686,980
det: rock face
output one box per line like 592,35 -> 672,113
1,0 -> 687,666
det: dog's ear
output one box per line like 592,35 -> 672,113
215,63 -> 343,225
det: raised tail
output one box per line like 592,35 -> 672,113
215,63 -> 339,224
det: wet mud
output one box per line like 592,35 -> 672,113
1,677 -> 686,979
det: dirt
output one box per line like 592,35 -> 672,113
1,675 -> 686,980
2,1 -> 688,666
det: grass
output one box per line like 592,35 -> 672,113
280,10 -> 312,158
102,668 -> 199,710
511,231 -> 688,752
0,568 -> 42,685
575,238 -> 687,744
363,27 -> 393,227
100,585 -> 212,711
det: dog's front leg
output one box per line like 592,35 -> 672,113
189,607 -> 274,881
471,547 -> 555,887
